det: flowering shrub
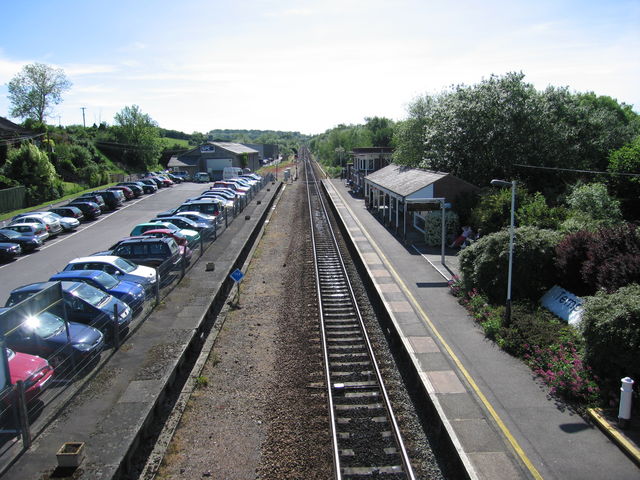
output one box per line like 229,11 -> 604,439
448,275 -> 600,405
524,343 -> 600,404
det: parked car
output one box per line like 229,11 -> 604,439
116,182 -> 144,197
0,243 -> 21,262
49,206 -> 84,222
94,190 -> 124,210
0,229 -> 42,252
187,193 -> 234,209
2,223 -> 49,243
63,256 -> 158,294
107,185 -> 135,200
110,237 -> 183,270
4,348 -> 55,403
130,222 -> 200,247
151,215 -> 215,239
66,200 -> 102,220
5,281 -> 132,340
139,179 -> 160,191
75,193 -> 107,211
166,173 -> 182,184
46,212 -> 80,232
171,171 -> 190,182
212,181 -> 250,194
174,199 -> 222,218
140,229 -> 192,262
167,211 -> 218,227
194,172 -> 210,183
0,309 -> 104,370
154,175 -> 174,187
49,270 -> 145,315
10,214 -> 63,237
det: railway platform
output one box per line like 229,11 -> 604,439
323,178 -> 640,480
1,181 -> 282,480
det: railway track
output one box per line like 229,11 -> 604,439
305,154 -> 416,479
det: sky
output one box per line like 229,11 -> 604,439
0,0 -> 638,135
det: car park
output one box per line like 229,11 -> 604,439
0,243 -> 21,262
66,200 -> 102,220
5,281 -> 132,340
3,223 -> 49,243
49,206 -> 84,222
4,348 -> 55,403
75,193 -> 107,211
49,270 -> 145,315
10,214 -> 63,236
63,256 -> 158,294
0,309 -> 104,370
46,212 -> 80,232
0,229 -> 42,252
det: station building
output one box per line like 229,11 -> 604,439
363,164 -> 480,241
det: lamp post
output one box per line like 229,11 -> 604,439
490,179 -> 516,325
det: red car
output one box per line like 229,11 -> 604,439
141,229 -> 193,262
5,348 -> 55,403
107,186 -> 135,200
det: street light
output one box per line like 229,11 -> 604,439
490,179 -> 516,325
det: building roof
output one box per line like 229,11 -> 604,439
365,164 -> 448,197
167,156 -> 198,168
210,142 -> 258,154
351,147 -> 393,155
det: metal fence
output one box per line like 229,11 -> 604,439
0,186 -> 26,214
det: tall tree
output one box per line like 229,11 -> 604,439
1,143 -> 61,205
112,105 -> 162,170
7,62 -> 71,123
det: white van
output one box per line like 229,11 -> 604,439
223,167 -> 244,180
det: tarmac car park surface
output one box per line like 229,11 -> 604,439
0,182 -> 209,307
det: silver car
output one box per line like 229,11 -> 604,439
9,214 -> 63,236
46,212 -> 80,231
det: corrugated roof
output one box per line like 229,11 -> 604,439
365,164 -> 448,196
211,142 -> 258,154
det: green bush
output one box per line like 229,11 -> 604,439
582,284 -> 640,392
500,303 -> 579,357
459,226 -> 562,304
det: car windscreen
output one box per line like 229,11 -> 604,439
0,229 -> 20,239
24,311 -> 65,338
72,283 -> 110,306
93,271 -> 119,289
113,257 -> 137,273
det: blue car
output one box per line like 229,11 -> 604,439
49,270 -> 145,315
5,281 -> 132,341
0,308 -> 104,371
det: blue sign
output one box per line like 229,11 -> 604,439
230,269 -> 244,283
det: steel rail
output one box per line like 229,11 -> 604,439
304,153 -> 415,480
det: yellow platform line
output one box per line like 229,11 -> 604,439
328,183 -> 544,480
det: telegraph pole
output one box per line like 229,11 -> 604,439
81,107 -> 86,128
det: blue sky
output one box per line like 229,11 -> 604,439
0,0 -> 638,134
